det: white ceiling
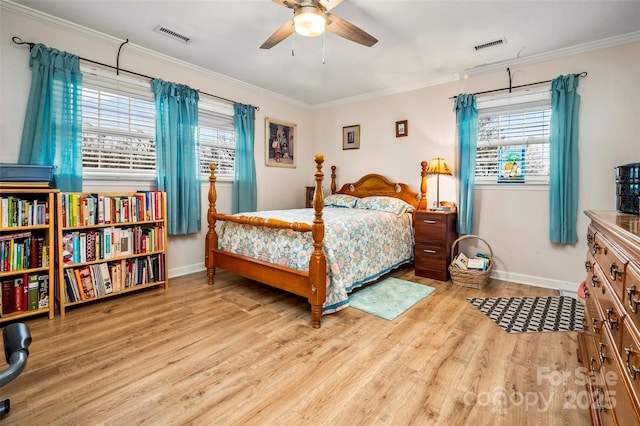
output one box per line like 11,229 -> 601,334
9,0 -> 640,106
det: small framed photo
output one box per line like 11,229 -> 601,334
395,120 -> 408,137
266,117 -> 296,168
342,125 -> 360,150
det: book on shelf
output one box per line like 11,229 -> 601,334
38,274 -> 49,308
27,273 -> 39,311
2,279 -> 13,314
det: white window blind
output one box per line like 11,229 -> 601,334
81,68 -> 236,180
476,90 -> 551,184
199,104 -> 235,179
82,71 -> 156,176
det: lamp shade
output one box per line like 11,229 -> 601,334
426,157 -> 452,176
294,6 -> 326,37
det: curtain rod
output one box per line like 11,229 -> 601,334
449,70 -> 588,100
12,36 -> 259,111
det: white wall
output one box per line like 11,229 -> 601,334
313,42 -> 640,290
2,3 -> 638,290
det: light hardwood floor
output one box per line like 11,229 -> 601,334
2,266 -> 591,425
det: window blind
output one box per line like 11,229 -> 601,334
476,90 -> 551,183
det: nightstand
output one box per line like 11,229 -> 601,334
414,210 -> 458,281
305,186 -> 315,208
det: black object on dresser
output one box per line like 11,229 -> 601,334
414,210 -> 457,281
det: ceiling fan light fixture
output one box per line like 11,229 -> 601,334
294,6 -> 326,37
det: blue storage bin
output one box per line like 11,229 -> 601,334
0,163 -> 54,184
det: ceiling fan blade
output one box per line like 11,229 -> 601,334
273,0 -> 299,9
319,0 -> 344,11
260,20 -> 295,49
325,13 -> 378,47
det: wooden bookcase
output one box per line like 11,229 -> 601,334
55,191 -> 168,316
0,186 -> 57,322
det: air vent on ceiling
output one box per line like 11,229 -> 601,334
154,25 -> 192,44
474,37 -> 507,51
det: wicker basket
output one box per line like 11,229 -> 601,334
448,235 -> 493,289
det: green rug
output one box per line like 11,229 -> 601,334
349,277 -> 435,320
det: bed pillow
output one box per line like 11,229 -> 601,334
323,193 -> 358,208
355,196 -> 414,216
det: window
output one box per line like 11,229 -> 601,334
82,72 -> 156,177
81,69 -> 235,180
198,104 -> 235,179
475,90 -> 551,184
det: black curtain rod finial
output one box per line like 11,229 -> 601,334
12,36 -> 35,51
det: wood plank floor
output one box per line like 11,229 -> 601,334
2,266 -> 591,425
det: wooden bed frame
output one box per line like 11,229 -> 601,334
205,154 -> 428,328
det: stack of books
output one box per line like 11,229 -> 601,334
452,252 -> 490,271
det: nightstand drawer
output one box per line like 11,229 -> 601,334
414,214 -> 447,242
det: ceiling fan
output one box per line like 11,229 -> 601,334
260,0 -> 378,49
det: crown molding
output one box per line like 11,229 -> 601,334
1,0 -> 311,109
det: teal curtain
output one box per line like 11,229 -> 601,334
151,79 -> 200,235
549,74 -> 581,244
455,94 -> 478,235
232,103 -> 257,214
18,43 -> 82,191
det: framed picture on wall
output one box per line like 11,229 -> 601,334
342,125 -> 360,150
395,120 -> 408,137
266,117 -> 296,168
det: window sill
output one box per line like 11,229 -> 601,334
475,181 -> 549,191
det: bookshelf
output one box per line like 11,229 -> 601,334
55,191 -> 168,316
0,186 -> 57,322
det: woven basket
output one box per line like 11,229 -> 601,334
448,235 -> 493,289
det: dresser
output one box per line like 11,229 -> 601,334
414,210 -> 457,281
579,210 -> 640,425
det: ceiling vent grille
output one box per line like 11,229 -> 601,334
154,25 -> 192,44
474,37 -> 507,51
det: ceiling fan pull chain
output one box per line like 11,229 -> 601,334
322,31 -> 326,64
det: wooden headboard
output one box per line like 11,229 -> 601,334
331,162 -> 427,210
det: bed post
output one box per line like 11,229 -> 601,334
309,154 -> 327,328
418,160 -> 428,210
331,165 -> 337,194
205,163 -> 219,285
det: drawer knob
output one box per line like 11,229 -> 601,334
422,220 -> 437,224
599,341 -> 608,363
633,297 -> 640,315
606,308 -> 618,330
592,242 -> 600,255
627,285 -> 637,312
625,347 -> 640,380
584,287 -> 590,299
590,356 -> 598,375
422,249 -> 437,254
609,262 -> 621,281
591,275 -> 600,288
592,318 -> 599,335
587,233 -> 594,245
584,260 -> 592,272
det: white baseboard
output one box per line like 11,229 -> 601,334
490,269 -> 581,292
169,263 -> 582,293
168,262 -> 206,279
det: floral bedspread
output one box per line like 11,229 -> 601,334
218,208 -> 414,313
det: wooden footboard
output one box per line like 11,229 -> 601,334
206,154 -> 327,328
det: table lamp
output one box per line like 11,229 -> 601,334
426,157 -> 452,210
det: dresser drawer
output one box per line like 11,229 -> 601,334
621,319 -> 640,418
593,263 -> 625,350
623,262 -> 640,332
593,232 -> 630,302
